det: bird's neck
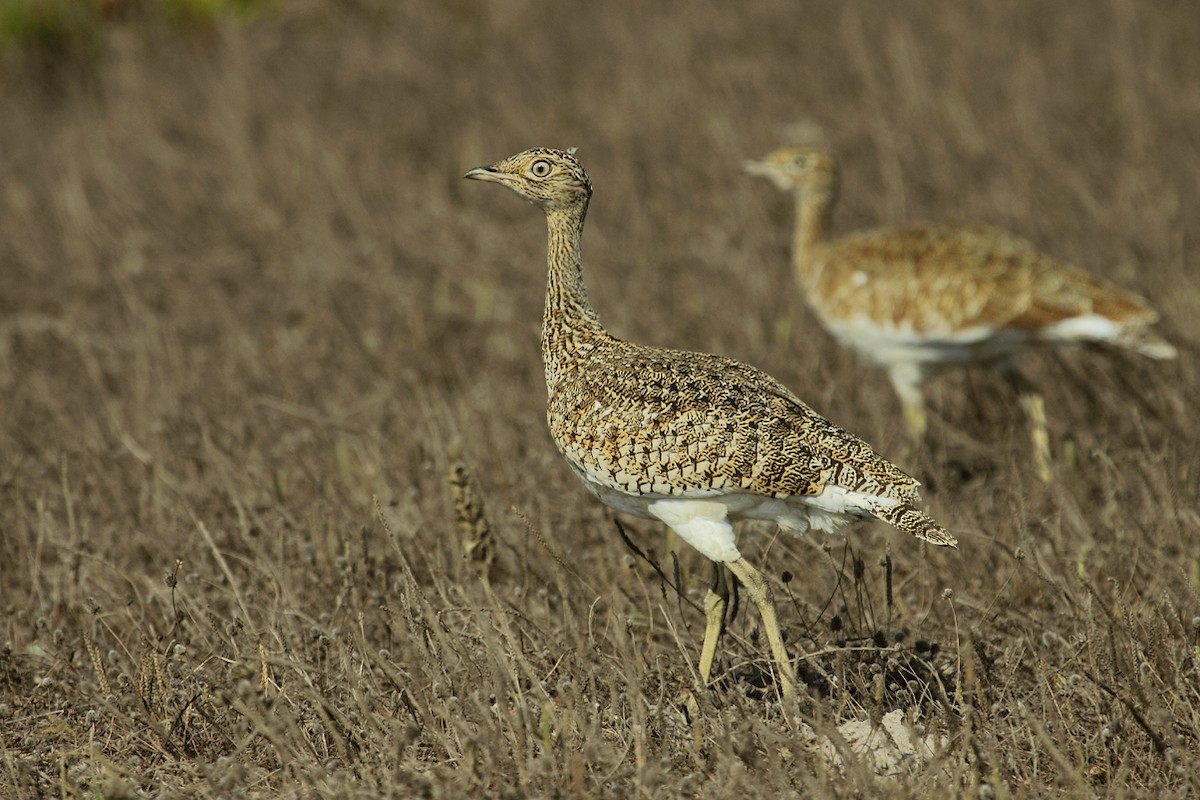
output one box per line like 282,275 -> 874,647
792,190 -> 835,291
541,202 -> 610,389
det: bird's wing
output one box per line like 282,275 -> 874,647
550,342 -> 920,502
812,225 -> 1158,335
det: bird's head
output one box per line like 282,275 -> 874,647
465,147 -> 592,210
743,146 -> 839,196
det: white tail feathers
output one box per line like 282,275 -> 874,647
1121,330 -> 1178,360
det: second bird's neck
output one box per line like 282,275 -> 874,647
792,190 -> 834,291
541,202 -> 610,389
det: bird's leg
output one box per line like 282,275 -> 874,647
724,557 -> 796,702
888,364 -> 927,438
1019,391 -> 1052,483
1003,365 -> 1051,482
697,562 -> 729,687
888,364 -> 927,463
902,400 -> 928,443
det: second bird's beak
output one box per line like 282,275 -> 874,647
741,159 -> 769,176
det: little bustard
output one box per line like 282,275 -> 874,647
465,147 -> 956,701
745,147 -> 1177,474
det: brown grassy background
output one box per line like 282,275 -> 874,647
1,0 -> 1198,797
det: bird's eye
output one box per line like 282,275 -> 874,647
530,159 -> 552,178
792,156 -> 810,169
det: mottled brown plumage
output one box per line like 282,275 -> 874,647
466,147 -> 955,700
745,147 -> 1177,447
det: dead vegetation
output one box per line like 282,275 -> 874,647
1,0 -> 1198,797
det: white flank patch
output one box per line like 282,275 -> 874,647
646,499 -> 740,562
834,316 -> 1000,347
829,316 -> 1031,368
575,477 -> 905,561
852,270 -> 869,287
804,484 -> 895,516
1041,314 -> 1122,343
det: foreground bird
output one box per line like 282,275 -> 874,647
465,147 -> 956,700
744,147 -> 1177,474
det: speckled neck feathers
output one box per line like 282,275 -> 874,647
793,190 -> 835,295
540,199 -> 610,390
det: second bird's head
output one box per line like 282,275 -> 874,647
743,146 -> 839,197
465,147 -> 592,210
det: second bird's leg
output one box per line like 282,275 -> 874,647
901,400 -> 927,443
724,557 -> 796,701
1018,391 -> 1052,483
1005,366 -> 1052,482
888,364 -> 928,452
698,562 -> 729,687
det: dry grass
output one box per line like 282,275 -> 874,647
1,0 -> 1198,797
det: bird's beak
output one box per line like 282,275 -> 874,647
741,159 -> 770,176
464,165 -> 504,183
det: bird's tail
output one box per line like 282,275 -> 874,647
1118,327 -> 1178,360
878,503 -> 958,548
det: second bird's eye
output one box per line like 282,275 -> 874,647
530,159 -> 552,177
